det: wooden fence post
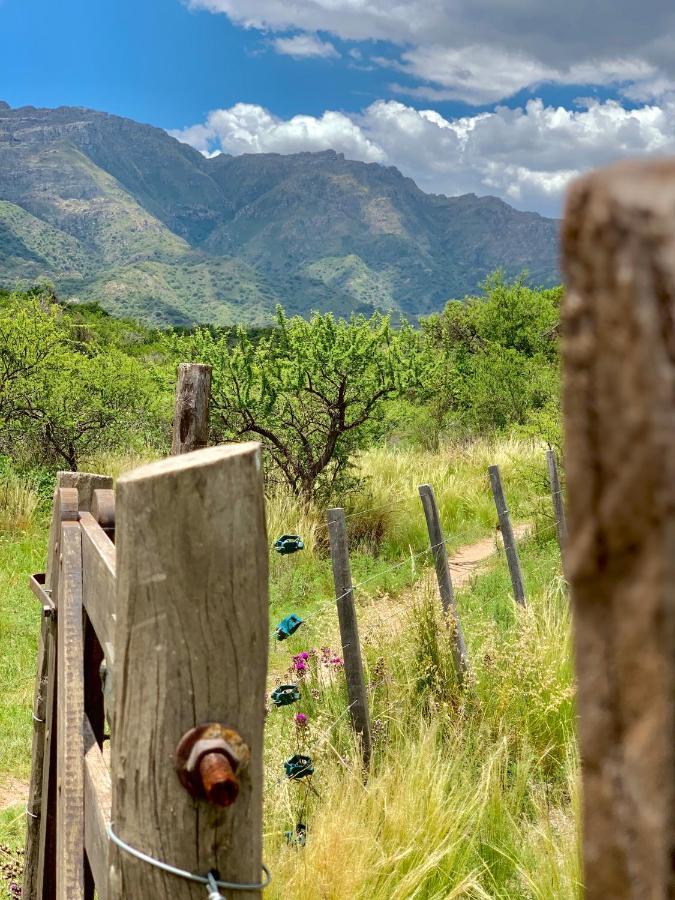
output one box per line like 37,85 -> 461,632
561,160 -> 675,898
171,362 -> 212,455
24,472 -> 112,900
488,465 -> 526,606
545,450 -> 567,572
107,444 -> 268,899
418,484 -> 469,682
327,508 -> 372,766
56,517 -> 85,899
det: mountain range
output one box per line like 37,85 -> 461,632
0,101 -> 560,325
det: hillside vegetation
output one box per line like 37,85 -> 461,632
0,102 -> 560,324
0,279 -> 574,898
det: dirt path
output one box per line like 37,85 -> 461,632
447,522 -> 530,589
358,522 -> 531,638
0,775 -> 28,812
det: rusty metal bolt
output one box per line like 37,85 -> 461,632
175,723 -> 250,808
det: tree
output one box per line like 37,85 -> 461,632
0,291 -> 166,470
0,294 -> 65,430
420,274 -> 561,436
17,348 -> 160,470
175,308 -> 419,501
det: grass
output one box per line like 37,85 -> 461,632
0,437 -> 578,898
263,538 -> 579,899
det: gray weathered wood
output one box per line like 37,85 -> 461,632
418,484 -> 469,682
91,488 -> 115,539
107,443 -> 268,899
26,481 -> 78,900
23,618 -> 50,900
83,715 -> 111,900
488,465 -> 526,606
54,472 -> 113,515
545,449 -> 567,573
80,513 -> 116,656
56,520 -> 85,900
171,362 -> 212,455
327,508 -> 372,766
561,159 -> 675,899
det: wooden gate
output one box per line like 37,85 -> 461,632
22,444 -> 269,900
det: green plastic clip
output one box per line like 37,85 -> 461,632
284,754 -> 314,780
285,823 -> 307,847
275,614 -> 303,641
274,534 -> 305,555
271,684 -> 301,707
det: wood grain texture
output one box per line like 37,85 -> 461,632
171,363 -> 212,455
83,716 -> 111,900
561,159 -> 675,899
107,444 -> 268,899
56,521 -> 85,900
80,513 -> 116,656
28,481 -> 79,900
53,472 -> 113,515
327,507 -> 372,766
488,465 -> 527,606
91,489 -> 115,537
418,484 -> 469,682
545,450 -> 568,576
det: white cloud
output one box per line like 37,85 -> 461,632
171,96 -> 675,216
170,102 -> 385,161
272,33 -> 339,60
187,0 -> 675,104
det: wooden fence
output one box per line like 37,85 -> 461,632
23,445 -> 269,900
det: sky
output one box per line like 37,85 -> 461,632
2,0 -> 675,216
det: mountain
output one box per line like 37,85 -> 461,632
0,101 -> 560,325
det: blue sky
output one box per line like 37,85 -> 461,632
2,0 -> 675,215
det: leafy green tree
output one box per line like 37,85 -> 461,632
17,348 -> 160,470
176,308 -> 419,501
0,294 -> 65,430
421,274 -> 561,437
0,291 -> 167,470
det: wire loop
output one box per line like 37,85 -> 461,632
107,824 -> 271,891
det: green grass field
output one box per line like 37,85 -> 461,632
0,439 -> 578,898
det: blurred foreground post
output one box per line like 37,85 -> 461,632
562,160 -> 675,898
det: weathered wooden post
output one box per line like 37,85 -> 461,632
545,449 -> 567,571
488,465 -> 526,606
418,484 -> 469,682
562,159 -> 675,898
24,472 -> 112,900
56,512 -> 85,899
107,444 -> 268,898
327,508 -> 372,766
171,362 -> 212,455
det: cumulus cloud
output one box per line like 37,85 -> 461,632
272,33 -> 339,60
187,0 -> 675,104
170,102 -> 385,161
171,96 -> 675,216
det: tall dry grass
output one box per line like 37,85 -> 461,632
263,526 -> 579,898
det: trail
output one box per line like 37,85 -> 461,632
357,522 -> 531,638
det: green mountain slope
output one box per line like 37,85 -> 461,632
0,102 -> 560,324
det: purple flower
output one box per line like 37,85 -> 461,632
330,656 -> 343,667
300,652 -> 309,660
295,712 -> 308,728
292,654 -> 308,675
